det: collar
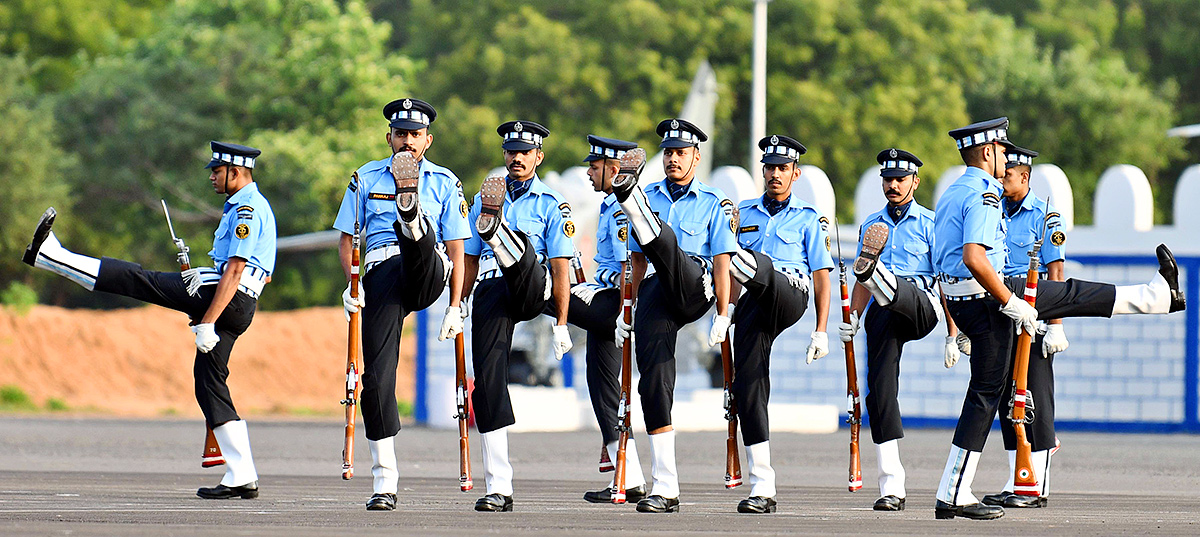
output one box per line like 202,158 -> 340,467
225,182 -> 259,207
505,174 -> 548,200
762,194 -> 790,215
887,200 -> 912,223
653,178 -> 697,200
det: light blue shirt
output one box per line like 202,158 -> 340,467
209,182 -> 276,274
465,174 -> 575,263
593,194 -> 628,288
333,156 -> 471,251
737,195 -> 834,275
933,167 -> 1007,279
857,202 -> 937,278
629,178 -> 738,262
1002,193 -> 1065,276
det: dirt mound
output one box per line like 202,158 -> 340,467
0,306 -> 414,418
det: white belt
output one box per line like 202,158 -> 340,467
198,265 -> 269,299
938,274 -> 988,300
778,268 -> 811,294
363,243 -> 401,275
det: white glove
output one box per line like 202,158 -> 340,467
1041,323 -> 1069,356
708,314 -> 731,347
955,332 -> 972,356
460,297 -> 471,319
552,324 -> 572,360
570,283 -> 602,305
944,336 -> 960,368
342,281 -> 365,322
439,306 -> 464,341
806,331 -> 829,364
1000,294 -> 1039,336
615,315 -> 632,348
192,323 -> 219,353
837,311 -> 860,343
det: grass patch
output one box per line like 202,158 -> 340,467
44,398 -> 69,412
397,400 -> 413,418
0,385 -> 37,411
0,282 -> 38,316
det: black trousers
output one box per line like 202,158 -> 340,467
94,257 -> 256,428
864,278 -> 939,444
471,233 -> 549,433
947,277 -> 1114,451
557,288 -> 622,444
731,250 -> 807,446
360,225 -> 447,441
633,226 -> 715,431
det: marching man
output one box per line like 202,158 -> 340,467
23,141 -> 275,500
727,135 -> 833,513
839,148 -> 958,511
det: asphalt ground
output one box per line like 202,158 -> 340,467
1,417 -> 1198,536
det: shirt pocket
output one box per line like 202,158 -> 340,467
677,218 -> 708,255
897,239 -> 929,273
772,227 -> 805,263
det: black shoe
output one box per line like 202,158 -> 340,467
934,499 -> 1003,520
584,485 -> 646,504
635,495 -> 679,513
1157,244 -> 1185,312
737,496 -> 776,513
366,493 -> 396,511
475,493 -> 513,512
23,207 -> 56,266
197,481 -> 259,499
391,152 -> 421,222
475,174 -> 506,241
1003,494 -> 1047,508
853,222 -> 889,282
611,149 -> 647,203
979,493 -> 1008,505
873,495 -> 905,511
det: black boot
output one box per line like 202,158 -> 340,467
475,493 -> 513,512
853,222 -> 889,282
1003,494 -> 1047,508
1157,244 -> 1186,312
611,149 -> 646,202
934,499 -> 1003,520
366,493 -> 396,511
197,481 -> 259,499
737,496 -> 776,513
981,491 -> 1013,506
873,495 -> 905,511
584,485 -> 646,504
635,495 -> 679,513
23,207 -> 56,266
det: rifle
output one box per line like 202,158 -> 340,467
571,253 -> 587,285
1008,208 -> 1051,497
454,331 -> 474,491
721,333 -> 742,488
162,200 -> 224,469
612,255 -> 635,503
834,219 -> 863,492
341,174 -> 364,480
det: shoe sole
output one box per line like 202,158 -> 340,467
474,504 -> 513,512
934,508 -> 1003,520
391,152 -> 421,218
476,174 -> 506,238
23,207 -> 56,266
873,502 -> 905,511
1157,244 -> 1186,312
737,504 -> 776,513
612,149 -> 646,201
853,222 -> 889,281
197,489 -> 258,500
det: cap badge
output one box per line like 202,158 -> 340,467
514,121 -> 523,132
770,135 -> 779,146
890,148 -> 898,158
402,99 -> 412,110
670,119 -> 680,130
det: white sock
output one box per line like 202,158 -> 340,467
875,439 -> 905,499
1112,273 -> 1172,314
1002,450 -> 1016,492
398,214 -> 428,242
935,444 -> 980,505
730,249 -> 757,284
369,436 -> 399,494
484,222 -> 525,268
746,441 -> 776,498
1032,449 -> 1050,497
212,420 -> 258,487
861,262 -> 898,307
34,231 -> 99,291
618,187 -> 661,245
480,428 -> 513,496
648,431 -> 679,499
606,439 -> 646,489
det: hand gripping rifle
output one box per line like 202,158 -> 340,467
162,200 -> 224,468
612,249 -> 635,503
1008,206 -> 1052,497
455,326 -> 474,491
834,219 -> 863,492
341,174 -> 364,480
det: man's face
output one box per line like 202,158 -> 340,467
387,127 -> 432,160
762,162 -> 799,198
504,148 -> 543,181
1002,166 -> 1030,199
587,159 -> 618,193
882,173 -> 919,205
662,146 -> 699,182
209,165 -> 229,194
988,142 -> 1008,179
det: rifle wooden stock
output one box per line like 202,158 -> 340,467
1011,270 -> 1040,496
612,261 -> 635,503
839,277 -> 863,492
455,332 -> 474,491
341,233 -> 362,480
722,337 -> 742,488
